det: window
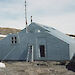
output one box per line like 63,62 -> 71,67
11,36 -> 17,44
40,45 -> 45,57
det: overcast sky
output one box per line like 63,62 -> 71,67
0,0 -> 75,34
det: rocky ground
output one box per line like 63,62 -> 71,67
0,61 -> 75,75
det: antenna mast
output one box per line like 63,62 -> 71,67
25,0 -> 28,32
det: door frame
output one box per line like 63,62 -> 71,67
36,37 -> 47,59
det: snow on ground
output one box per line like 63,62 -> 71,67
0,35 -> 7,37
0,62 -> 6,68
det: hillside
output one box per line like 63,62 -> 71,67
0,27 -> 21,35
0,27 -> 75,38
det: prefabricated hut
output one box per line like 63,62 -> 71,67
0,22 -> 75,61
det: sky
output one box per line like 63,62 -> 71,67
0,0 -> 75,34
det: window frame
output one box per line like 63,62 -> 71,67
11,36 -> 17,44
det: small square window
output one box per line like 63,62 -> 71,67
11,36 -> 17,44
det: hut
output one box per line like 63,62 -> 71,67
0,22 -> 75,61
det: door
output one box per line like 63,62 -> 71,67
40,45 -> 45,57
36,38 -> 46,58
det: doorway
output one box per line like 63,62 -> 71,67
36,37 -> 46,58
40,45 -> 45,57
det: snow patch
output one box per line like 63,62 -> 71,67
0,62 -> 6,68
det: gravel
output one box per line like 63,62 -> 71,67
0,61 -> 75,75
